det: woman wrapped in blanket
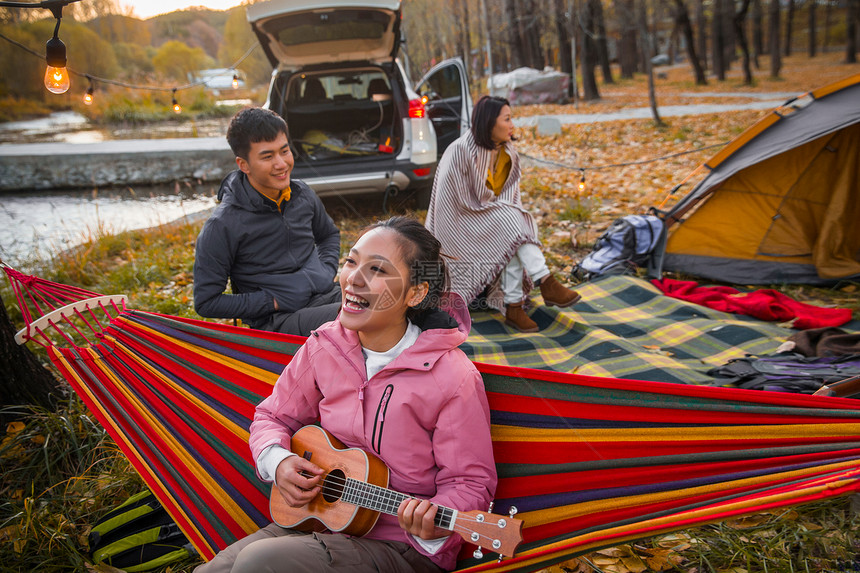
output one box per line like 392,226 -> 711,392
426,95 -> 581,333
196,217 -> 497,573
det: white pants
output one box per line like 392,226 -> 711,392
501,242 -> 550,304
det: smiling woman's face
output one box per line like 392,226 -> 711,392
338,228 -> 426,350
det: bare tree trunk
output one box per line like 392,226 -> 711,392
674,0 -> 707,84
638,0 -> 663,125
823,0 -> 832,51
752,0 -> 763,66
593,0 -> 615,83
695,0 -> 707,72
784,0 -> 795,56
808,0 -> 817,57
734,0 -> 754,84
769,0 -> 782,77
519,0 -> 545,69
1,295 -> 62,416
554,0 -> 574,96
847,0 -> 859,63
712,0 -> 726,79
504,0 -> 525,68
462,0 -> 474,77
723,0 -> 736,69
580,0 -> 601,100
616,0 -> 639,77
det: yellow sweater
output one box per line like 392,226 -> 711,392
485,148 -> 511,195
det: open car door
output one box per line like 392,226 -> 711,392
415,58 -> 471,157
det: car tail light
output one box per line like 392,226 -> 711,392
413,167 -> 432,177
408,98 -> 425,119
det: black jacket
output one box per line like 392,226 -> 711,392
193,171 -> 340,327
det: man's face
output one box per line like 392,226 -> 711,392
236,131 -> 294,200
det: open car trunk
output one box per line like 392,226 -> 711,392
269,67 -> 404,163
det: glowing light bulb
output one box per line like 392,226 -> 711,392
173,101 -> 182,114
232,74 -> 239,89
578,171 -> 586,192
83,86 -> 94,105
45,65 -> 70,94
44,36 -> 69,94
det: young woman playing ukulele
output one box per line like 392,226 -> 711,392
196,217 -> 497,573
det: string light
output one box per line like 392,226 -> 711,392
0,1 -> 82,94
232,72 -> 239,89
83,76 -> 94,105
172,89 -> 181,114
578,169 -> 586,192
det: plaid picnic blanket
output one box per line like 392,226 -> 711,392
462,274 -> 812,384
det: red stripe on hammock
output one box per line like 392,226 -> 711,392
495,448 -> 860,498
486,391 -> 860,426
492,437 -> 855,465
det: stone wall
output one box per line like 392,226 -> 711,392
0,137 -> 236,192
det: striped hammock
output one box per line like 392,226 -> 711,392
5,264 -> 860,572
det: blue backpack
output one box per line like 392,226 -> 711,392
572,214 -> 663,281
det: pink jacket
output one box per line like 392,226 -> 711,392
250,302 -> 497,570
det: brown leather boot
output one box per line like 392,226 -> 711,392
505,302 -> 539,332
539,274 -> 582,307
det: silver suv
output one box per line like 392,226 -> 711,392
247,0 -> 472,208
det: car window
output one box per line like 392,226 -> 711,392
273,10 -> 390,46
290,71 -> 389,103
417,65 -> 463,100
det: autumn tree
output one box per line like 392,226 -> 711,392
784,0 -> 796,55
847,0 -> 859,64
768,0 -> 781,77
0,24 -> 43,99
808,0 -> 816,57
751,0 -> 763,66
593,0 -> 614,83
734,0 -> 754,84
153,39 -> 213,83
87,14 -> 151,46
615,0 -> 639,78
219,6 -> 271,87
579,0 -> 601,100
673,0 -> 707,84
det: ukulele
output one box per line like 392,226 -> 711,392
269,425 -> 523,558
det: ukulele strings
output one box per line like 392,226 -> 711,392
295,472 -> 508,546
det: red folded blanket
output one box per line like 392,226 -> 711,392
651,278 -> 853,330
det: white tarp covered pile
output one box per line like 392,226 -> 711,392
487,67 -> 569,105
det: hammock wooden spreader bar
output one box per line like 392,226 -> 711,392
6,266 -> 860,572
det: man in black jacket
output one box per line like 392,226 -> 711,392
193,107 -> 341,336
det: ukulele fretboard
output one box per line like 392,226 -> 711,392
341,477 -> 456,530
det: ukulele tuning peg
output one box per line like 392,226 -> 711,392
508,506 -> 518,518
473,547 -> 484,559
488,501 -> 494,513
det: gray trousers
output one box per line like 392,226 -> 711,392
257,284 -> 342,337
193,523 -> 445,573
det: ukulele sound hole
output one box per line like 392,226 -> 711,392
322,469 -> 346,503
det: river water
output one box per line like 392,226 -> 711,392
0,112 -> 232,265
0,184 -> 219,265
